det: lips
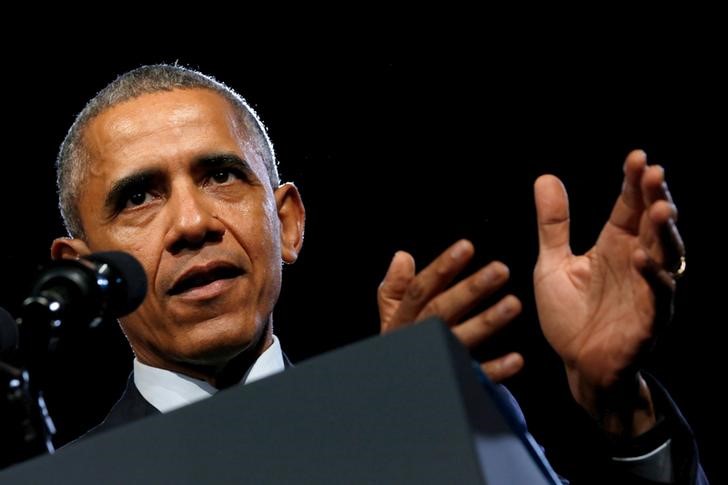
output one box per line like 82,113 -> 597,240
168,262 -> 244,296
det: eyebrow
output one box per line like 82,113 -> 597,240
104,169 -> 163,215
103,153 -> 258,215
194,153 -> 257,183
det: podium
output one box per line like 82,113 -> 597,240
1,319 -> 560,484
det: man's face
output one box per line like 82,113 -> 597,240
58,89 -> 303,372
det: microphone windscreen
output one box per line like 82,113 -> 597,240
85,251 -> 148,317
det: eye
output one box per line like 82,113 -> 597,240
125,191 -> 153,208
210,169 -> 235,185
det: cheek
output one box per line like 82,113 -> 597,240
224,196 -> 281,252
88,216 -> 159,252
257,206 -> 284,301
225,201 -> 282,285
86,223 -> 164,298
251,204 -> 282,263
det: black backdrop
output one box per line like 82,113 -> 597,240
0,34 -> 723,483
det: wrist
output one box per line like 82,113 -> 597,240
567,368 -> 657,438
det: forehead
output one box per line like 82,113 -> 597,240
82,88 -> 260,179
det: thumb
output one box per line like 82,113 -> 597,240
378,251 -> 415,330
534,175 -> 572,265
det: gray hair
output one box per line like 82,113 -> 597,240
56,64 -> 279,238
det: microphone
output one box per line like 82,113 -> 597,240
22,251 -> 147,330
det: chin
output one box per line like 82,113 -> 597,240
172,319 -> 268,366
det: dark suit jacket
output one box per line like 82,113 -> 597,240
84,373 -> 159,437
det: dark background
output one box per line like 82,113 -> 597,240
0,27 -> 724,483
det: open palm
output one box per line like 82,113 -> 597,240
533,150 -> 684,398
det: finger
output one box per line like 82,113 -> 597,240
608,149 -> 647,233
379,251 -> 416,299
647,200 -> 685,272
640,164 -> 673,208
481,352 -> 524,383
534,175 -> 572,265
633,247 -> 675,290
632,247 -> 676,331
391,239 -> 474,325
417,261 -> 510,325
637,163 -> 686,273
378,251 -> 416,331
452,295 -> 521,348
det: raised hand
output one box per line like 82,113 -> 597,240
378,240 -> 524,383
533,149 -> 684,434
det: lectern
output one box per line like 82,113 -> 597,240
2,319 -> 560,484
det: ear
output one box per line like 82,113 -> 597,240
274,182 -> 305,264
51,237 -> 91,261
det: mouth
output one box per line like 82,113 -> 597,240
168,262 -> 244,297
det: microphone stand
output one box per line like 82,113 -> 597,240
0,358 -> 56,469
0,300 -> 66,469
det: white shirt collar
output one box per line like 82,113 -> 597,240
133,335 -> 285,413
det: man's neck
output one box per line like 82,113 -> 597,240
134,325 -> 274,390
212,330 -> 274,389
133,335 -> 285,413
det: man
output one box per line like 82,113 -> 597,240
52,64 -> 706,483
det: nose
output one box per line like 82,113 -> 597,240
163,183 -> 226,254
